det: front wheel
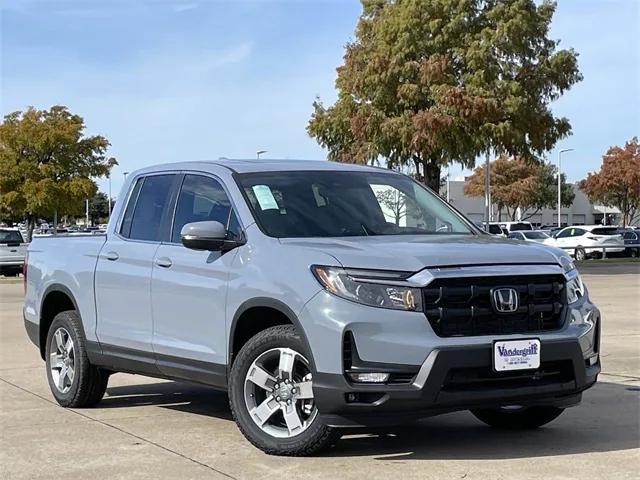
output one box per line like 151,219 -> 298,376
228,325 -> 340,456
575,247 -> 587,262
471,405 -> 565,429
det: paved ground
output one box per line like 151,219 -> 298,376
1,269 -> 639,479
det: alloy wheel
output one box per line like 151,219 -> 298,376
243,347 -> 317,438
49,327 -> 75,394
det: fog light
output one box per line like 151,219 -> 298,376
589,354 -> 599,366
348,372 -> 390,383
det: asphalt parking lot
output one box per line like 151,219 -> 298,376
1,265 -> 639,479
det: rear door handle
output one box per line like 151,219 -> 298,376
155,257 -> 172,268
103,251 -> 119,261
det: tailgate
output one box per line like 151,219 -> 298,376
0,243 -> 27,263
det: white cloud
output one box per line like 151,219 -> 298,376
173,3 -> 199,13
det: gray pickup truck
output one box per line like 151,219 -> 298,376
24,160 -> 600,456
0,228 -> 28,276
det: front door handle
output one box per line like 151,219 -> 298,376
155,257 -> 173,268
103,251 -> 119,261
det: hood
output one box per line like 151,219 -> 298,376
280,234 -> 564,272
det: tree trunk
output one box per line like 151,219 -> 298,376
26,216 -> 36,242
422,160 -> 441,193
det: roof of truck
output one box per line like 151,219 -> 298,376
136,159 -> 391,175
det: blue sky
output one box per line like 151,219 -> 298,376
2,0 -> 638,196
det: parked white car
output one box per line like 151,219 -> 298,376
548,225 -> 625,261
508,230 -> 554,245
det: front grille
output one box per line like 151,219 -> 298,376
442,360 -> 575,392
423,275 -> 566,337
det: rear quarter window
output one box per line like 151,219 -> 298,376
591,228 -> 620,235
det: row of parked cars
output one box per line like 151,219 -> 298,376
0,224 -> 108,276
483,221 -> 640,261
2,220 -> 638,277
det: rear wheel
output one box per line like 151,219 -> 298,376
228,325 -> 340,456
471,405 -> 565,429
45,311 -> 109,407
574,247 -> 587,262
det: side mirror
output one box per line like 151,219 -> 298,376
180,221 -> 243,251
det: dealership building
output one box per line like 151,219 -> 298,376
442,178 -> 620,227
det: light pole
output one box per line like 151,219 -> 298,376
557,148 -> 573,227
256,150 -> 267,159
107,174 -> 112,218
446,166 -> 451,203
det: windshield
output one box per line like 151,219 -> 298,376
237,171 -> 476,238
0,229 -> 24,243
509,223 -> 533,231
523,231 -> 549,239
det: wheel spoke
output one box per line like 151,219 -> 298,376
57,366 -> 67,390
54,330 -> 65,352
246,365 -> 277,391
294,380 -> 313,399
50,353 -> 64,369
65,337 -> 73,354
282,403 -> 303,434
250,397 -> 280,426
277,348 -> 296,380
66,364 -> 75,383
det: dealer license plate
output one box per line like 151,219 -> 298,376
493,339 -> 541,372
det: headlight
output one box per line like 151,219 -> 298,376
311,265 -> 423,311
566,272 -> 585,304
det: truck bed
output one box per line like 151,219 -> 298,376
24,234 -> 108,346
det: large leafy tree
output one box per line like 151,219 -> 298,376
464,155 -> 574,221
0,106 -> 117,239
308,0 -> 582,190
578,137 -> 640,227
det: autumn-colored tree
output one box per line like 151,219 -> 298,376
578,137 -> 640,227
0,106 -> 117,239
308,0 -> 582,190
464,155 -> 574,220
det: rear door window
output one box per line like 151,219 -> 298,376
123,174 -> 176,242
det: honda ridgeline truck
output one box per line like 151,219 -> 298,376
24,160 -> 600,455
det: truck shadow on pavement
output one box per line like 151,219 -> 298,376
102,380 -> 639,460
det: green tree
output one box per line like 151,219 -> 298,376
0,106 -> 117,239
89,191 -> 110,224
464,155 -> 574,220
308,0 -> 581,191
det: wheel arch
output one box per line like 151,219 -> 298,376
228,298 -> 314,371
39,284 -> 85,359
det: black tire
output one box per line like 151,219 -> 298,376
45,310 -> 109,407
630,248 -> 639,258
228,325 -> 340,456
471,406 -> 565,429
575,247 -> 586,262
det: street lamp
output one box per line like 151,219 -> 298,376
557,148 -> 574,227
256,150 -> 267,159
108,174 -> 112,218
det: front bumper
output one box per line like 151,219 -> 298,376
301,283 -> 601,428
314,337 -> 600,427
